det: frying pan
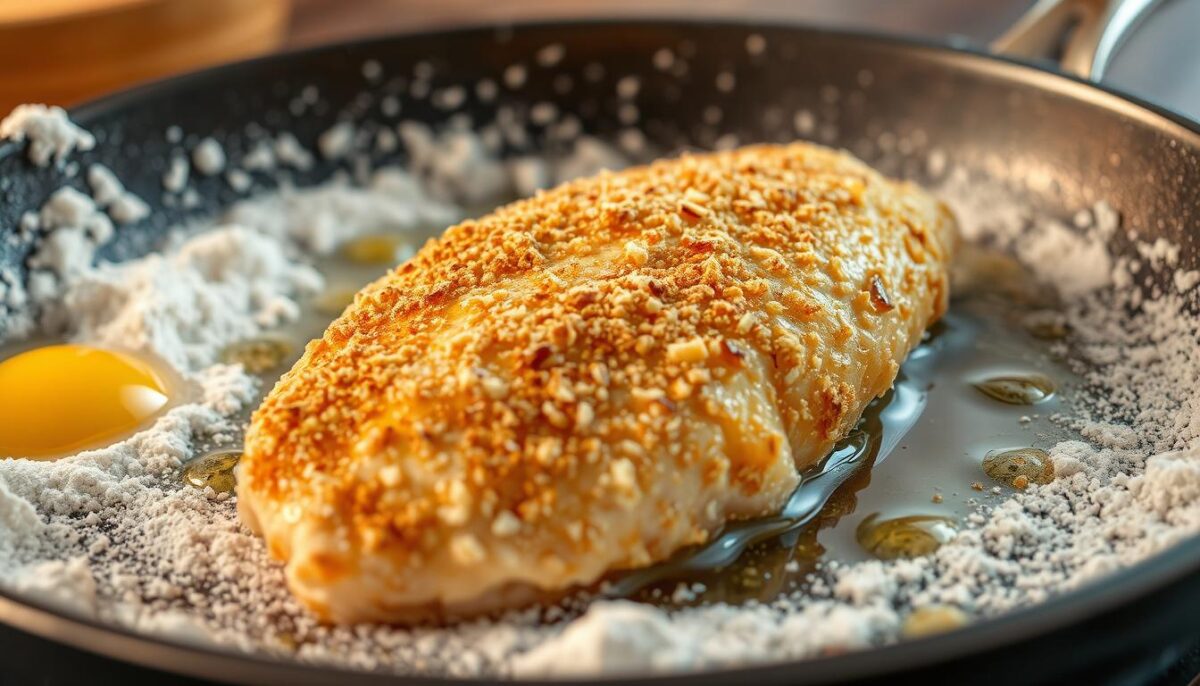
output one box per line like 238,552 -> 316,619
1,1 -> 1199,684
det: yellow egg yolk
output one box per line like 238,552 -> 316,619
0,344 -> 172,460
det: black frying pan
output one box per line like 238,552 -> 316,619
1,12 -> 1199,686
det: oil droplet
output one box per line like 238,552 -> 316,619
982,447 -> 1054,487
0,344 -> 174,459
972,374 -> 1055,405
1023,311 -> 1069,340
273,630 -> 300,652
856,513 -> 957,561
314,287 -> 358,316
902,605 -> 970,638
341,234 -> 406,265
736,565 -> 764,591
220,337 -> 293,374
183,450 -> 241,494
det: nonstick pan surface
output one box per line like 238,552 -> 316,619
1,19 -> 1199,686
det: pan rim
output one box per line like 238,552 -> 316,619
66,17 -> 1200,142
3,16 -> 1199,686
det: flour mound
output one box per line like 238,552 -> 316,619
59,227 -> 322,371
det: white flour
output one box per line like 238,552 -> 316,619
222,168 -> 458,255
0,95 -> 1198,680
90,166 -> 151,226
192,138 -> 227,177
57,228 -> 323,371
0,104 -> 95,168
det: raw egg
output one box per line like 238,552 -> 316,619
0,344 -> 174,460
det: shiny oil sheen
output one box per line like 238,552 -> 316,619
206,230 -> 1077,609
607,281 -> 1076,605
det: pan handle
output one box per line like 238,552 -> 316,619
991,0 -> 1167,80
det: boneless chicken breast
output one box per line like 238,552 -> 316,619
237,142 -> 956,622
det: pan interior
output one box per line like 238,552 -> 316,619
0,21 -> 1197,682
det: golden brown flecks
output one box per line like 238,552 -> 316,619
237,142 -> 956,621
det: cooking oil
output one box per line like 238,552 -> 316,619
202,223 -> 1077,610
609,260 -> 1078,605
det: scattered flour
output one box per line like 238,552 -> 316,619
222,168 -> 458,255
10,557 -> 98,617
318,121 -> 356,161
226,169 -> 252,193
0,104 -> 96,168
241,141 -> 276,172
0,90 -> 1197,681
87,164 -> 150,224
162,155 -> 190,193
273,132 -> 315,171
56,227 -> 323,371
192,137 -> 226,176
26,186 -> 115,302
1013,217 -> 1114,298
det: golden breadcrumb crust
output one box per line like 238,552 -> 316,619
238,142 -> 955,621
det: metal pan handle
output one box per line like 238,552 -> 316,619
991,0 -> 1166,80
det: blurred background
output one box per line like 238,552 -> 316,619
1,0 -> 1197,119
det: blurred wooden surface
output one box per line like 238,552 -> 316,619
0,0 -> 289,112
1,0 -> 1027,112
0,0 -> 148,23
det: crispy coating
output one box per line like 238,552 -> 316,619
237,142 -> 956,622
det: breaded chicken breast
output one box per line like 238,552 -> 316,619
238,142 -> 956,623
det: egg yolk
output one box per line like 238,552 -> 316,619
0,344 -> 172,460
